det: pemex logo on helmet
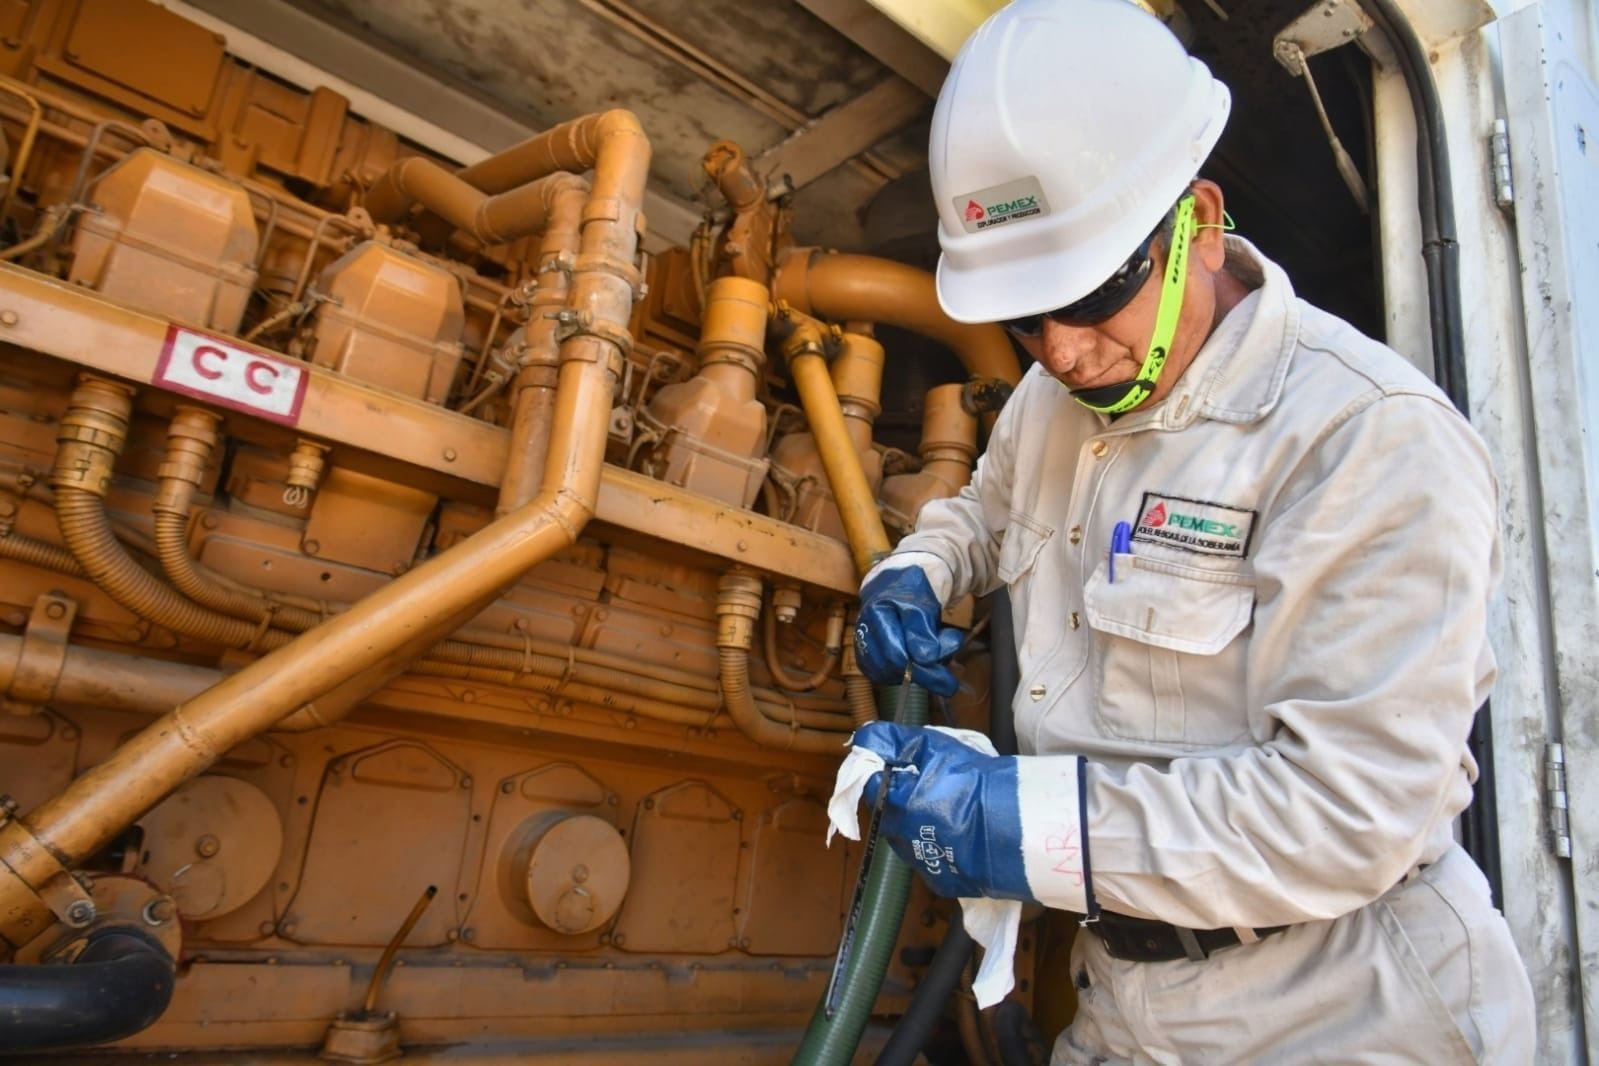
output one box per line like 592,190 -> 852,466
964,200 -> 985,222
1142,502 -> 1167,527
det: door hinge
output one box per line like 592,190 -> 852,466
1491,117 -> 1515,210
1545,741 -> 1571,858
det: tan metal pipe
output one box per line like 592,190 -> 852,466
879,382 -> 978,533
773,312 -> 893,575
0,75 -> 42,224
0,634 -> 218,713
497,175 -> 587,514
0,110 -> 653,949
772,248 -> 1020,387
454,110 -> 643,195
703,140 -> 763,210
365,158 -> 580,247
762,601 -> 844,693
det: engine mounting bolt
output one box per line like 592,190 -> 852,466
65,899 -> 95,927
0,311 -> 18,326
443,448 -> 457,462
143,896 -> 176,925
303,539 -> 321,556
612,934 -> 625,947
462,927 -> 476,942
195,834 -> 221,858
500,781 -> 515,794
44,602 -> 65,620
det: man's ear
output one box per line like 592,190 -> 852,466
1191,179 -> 1228,272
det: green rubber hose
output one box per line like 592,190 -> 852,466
791,683 -> 928,1065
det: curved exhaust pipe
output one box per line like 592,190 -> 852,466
0,926 -> 175,1053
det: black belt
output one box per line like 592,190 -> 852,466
1085,911 -> 1288,963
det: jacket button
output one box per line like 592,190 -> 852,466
1068,525 -> 1082,544
1069,612 -> 1080,629
1090,440 -> 1109,458
1028,684 -> 1046,702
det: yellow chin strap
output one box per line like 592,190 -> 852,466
1070,194 -> 1198,415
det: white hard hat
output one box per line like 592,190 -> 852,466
930,0 -> 1231,324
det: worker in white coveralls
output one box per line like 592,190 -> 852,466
848,0 -> 1537,1061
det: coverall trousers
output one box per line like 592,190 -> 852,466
1053,846 -> 1535,1064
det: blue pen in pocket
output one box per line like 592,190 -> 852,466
1109,520 -> 1133,583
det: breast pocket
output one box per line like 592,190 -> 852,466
995,511 -> 1057,673
1082,554 -> 1253,749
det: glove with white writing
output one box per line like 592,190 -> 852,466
853,566 -> 964,697
854,722 -> 1091,911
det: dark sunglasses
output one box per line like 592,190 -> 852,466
1000,229 -> 1159,337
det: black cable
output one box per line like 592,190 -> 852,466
1354,0 -> 1501,905
872,910 -> 974,1066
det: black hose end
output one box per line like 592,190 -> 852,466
0,926 -> 176,1054
993,999 -> 1050,1066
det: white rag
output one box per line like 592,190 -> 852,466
825,726 -> 1023,1009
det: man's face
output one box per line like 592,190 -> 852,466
1014,242 -> 1169,397
1009,182 -> 1230,411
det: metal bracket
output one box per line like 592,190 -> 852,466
1546,742 -> 1572,859
0,807 -> 96,945
2,591 -> 77,715
1273,0 -> 1374,76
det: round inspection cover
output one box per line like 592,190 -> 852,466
523,814 -> 630,935
135,775 -> 283,920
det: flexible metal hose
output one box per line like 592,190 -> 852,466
152,508 -> 324,631
845,676 -> 877,728
718,646 -> 849,754
0,529 -> 85,576
56,488 -> 291,650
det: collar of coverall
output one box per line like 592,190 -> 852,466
1087,235 -> 1299,434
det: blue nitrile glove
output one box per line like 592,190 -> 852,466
853,566 -> 964,697
853,722 -> 1090,911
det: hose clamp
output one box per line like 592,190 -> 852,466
549,309 -> 634,359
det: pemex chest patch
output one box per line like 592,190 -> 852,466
1132,492 -> 1257,558
953,176 -> 1051,234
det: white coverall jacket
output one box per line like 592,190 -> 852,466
879,239 -> 1534,1063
